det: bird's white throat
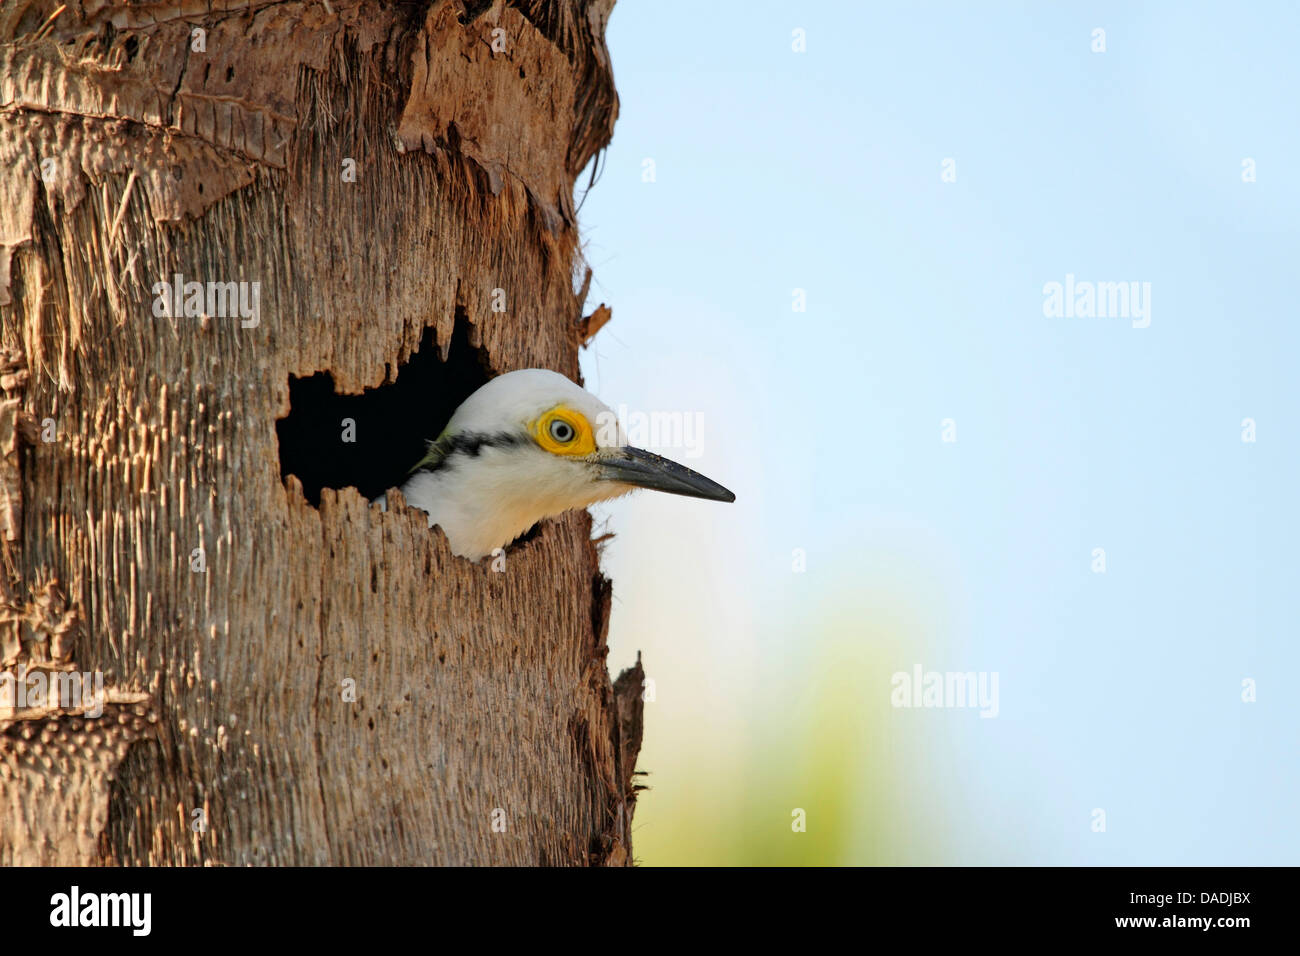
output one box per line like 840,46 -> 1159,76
399,442 -> 625,560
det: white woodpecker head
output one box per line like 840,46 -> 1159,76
392,369 -> 734,561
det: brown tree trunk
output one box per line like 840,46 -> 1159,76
0,0 -> 642,866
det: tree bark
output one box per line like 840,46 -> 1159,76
0,0 -> 642,866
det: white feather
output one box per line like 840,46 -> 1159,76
377,369 -> 629,560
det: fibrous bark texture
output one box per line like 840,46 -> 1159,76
0,0 -> 642,866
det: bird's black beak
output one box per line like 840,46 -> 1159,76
598,446 -> 736,502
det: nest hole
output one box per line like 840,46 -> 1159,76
276,314 -> 493,506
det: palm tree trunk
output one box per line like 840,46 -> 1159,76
0,0 -> 641,866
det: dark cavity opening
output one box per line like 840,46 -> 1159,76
276,314 -> 493,506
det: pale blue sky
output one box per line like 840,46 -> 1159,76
579,1 -> 1298,864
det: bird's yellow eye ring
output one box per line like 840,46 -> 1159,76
533,406 -> 596,456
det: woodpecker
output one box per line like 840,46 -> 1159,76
375,369 -> 735,560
